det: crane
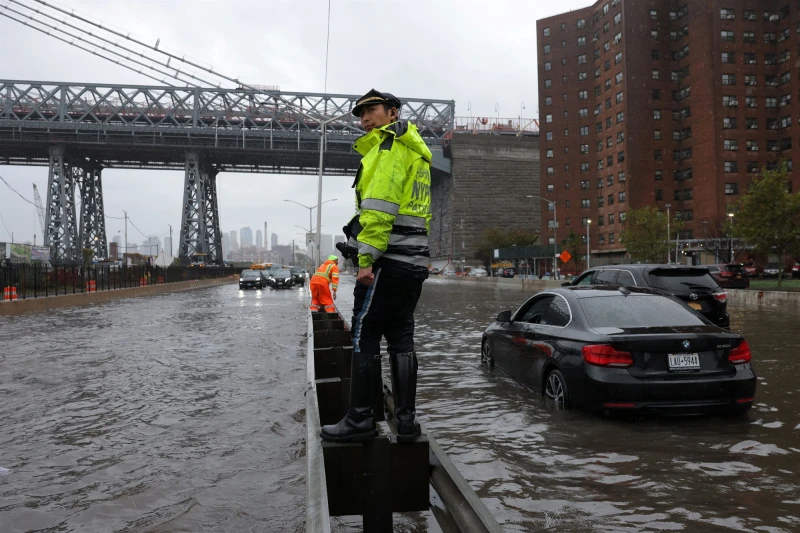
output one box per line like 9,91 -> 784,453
33,184 -> 46,245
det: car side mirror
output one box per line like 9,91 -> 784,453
496,310 -> 512,323
561,281 -> 571,287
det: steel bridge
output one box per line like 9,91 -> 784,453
0,80 -> 455,263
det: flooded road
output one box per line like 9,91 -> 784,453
1,277 -> 798,532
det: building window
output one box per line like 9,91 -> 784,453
780,94 -> 791,107
618,171 -> 626,182
604,59 -> 611,71
779,50 -> 791,64
605,79 -> 612,91
675,188 -> 693,201
606,97 -> 612,109
655,189 -> 663,201
609,233 -> 615,244
617,131 -> 624,143
616,111 -> 624,123
545,114 -> 553,123
597,159 -> 604,170
744,31 -> 755,43
607,174 -> 614,186
650,9 -> 658,20
608,194 -> 614,206
546,166 -> 554,176
765,53 -> 776,65
654,109 -> 661,120
604,41 -> 610,52
744,9 -> 756,21
544,44 -> 551,54
598,196 -> 605,207
596,141 -> 603,152
617,151 -> 625,162
651,30 -> 658,40
596,122 -> 603,133
724,161 -> 738,172
654,129 -> 662,140
654,149 -> 662,161
580,144 -> 589,154
561,23 -> 566,30
581,162 -> 589,172
595,67 -> 601,78
721,30 -> 735,42
722,74 -> 736,85
579,108 -> 589,118
618,192 -> 626,203
747,161 -> 759,173
617,212 -> 625,223
615,72 -> 623,84
546,149 -> 554,158
780,115 -> 791,128
580,126 -> 589,136
544,79 -> 552,89
581,199 -> 591,208
723,139 -> 739,151
748,118 -> 759,130
578,54 -> 587,64
607,136 -> 613,147
609,213 -> 616,225
581,180 -> 590,189
781,137 -> 793,151
577,36 -> 586,47
721,52 -> 735,64
720,8 -> 735,19
766,97 -> 778,108
673,86 -> 691,102
722,95 -> 739,107
579,90 -> 588,100
655,170 -> 663,181
614,13 -> 621,25
744,75 -> 757,86
725,183 -> 739,195
606,117 -> 613,128
579,72 -> 587,81
543,27 -> 550,36
577,18 -> 586,29
561,58 -> 567,66
616,52 -> 623,64
545,96 -> 552,106
743,53 -> 756,65
651,69 -> 660,80
544,61 -> 552,71
745,96 -> 757,108
597,178 -> 605,189
746,139 -> 758,151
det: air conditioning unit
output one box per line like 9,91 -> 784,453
770,14 -> 779,21
728,100 -> 738,107
748,124 -> 758,129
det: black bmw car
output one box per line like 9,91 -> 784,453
269,268 -> 294,289
239,269 -> 265,290
481,285 -> 756,417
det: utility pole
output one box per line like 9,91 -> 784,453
586,219 -> 591,269
292,239 -> 296,265
123,210 -> 128,264
168,224 -> 173,257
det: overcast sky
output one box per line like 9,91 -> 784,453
0,0 -> 592,251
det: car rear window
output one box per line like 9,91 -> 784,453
645,269 -> 719,292
579,294 -> 706,328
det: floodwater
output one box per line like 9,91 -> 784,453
1,277 -> 798,532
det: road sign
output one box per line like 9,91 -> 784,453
559,250 -> 572,263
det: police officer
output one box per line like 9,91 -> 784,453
320,89 -> 432,443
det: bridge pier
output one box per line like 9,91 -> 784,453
44,146 -> 79,263
179,151 -> 223,264
77,160 -> 108,259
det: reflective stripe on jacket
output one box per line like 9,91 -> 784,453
312,260 -> 339,290
352,120 -> 432,278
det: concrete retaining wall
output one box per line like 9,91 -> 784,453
0,276 -> 236,316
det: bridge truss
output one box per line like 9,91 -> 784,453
0,80 -> 455,262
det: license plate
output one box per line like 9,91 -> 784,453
668,353 -> 700,370
688,302 -> 702,310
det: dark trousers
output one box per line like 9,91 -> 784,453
352,267 -> 423,354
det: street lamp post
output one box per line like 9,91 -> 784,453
285,198 -> 337,265
527,195 -> 558,278
586,219 -> 591,269
316,112 -> 352,267
519,101 -> 525,129
727,212 -> 735,261
665,203 -> 672,264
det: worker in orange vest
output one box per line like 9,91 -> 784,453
310,255 -> 340,313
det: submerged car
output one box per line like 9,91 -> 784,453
289,266 -> 305,286
481,285 -> 756,417
469,267 -> 489,277
567,264 -> 730,329
763,263 -> 781,278
239,269 -> 265,289
269,268 -> 294,289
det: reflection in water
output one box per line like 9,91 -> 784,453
0,277 -> 798,532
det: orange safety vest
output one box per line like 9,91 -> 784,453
311,260 -> 339,290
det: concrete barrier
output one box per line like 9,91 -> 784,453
727,288 -> 800,310
0,276 -> 236,316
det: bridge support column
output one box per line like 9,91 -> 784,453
77,160 -> 108,259
44,146 -> 79,263
179,152 -> 223,264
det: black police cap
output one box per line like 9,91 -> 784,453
352,89 -> 402,117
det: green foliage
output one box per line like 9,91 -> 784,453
731,162 -> 800,288
81,247 -> 93,268
561,230 -> 582,268
474,227 -> 539,266
620,206 -> 683,263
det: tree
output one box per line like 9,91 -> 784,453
473,228 -> 539,267
700,219 -> 739,264
81,247 -> 94,268
620,206 -> 683,263
560,230 -> 582,272
731,162 -> 800,289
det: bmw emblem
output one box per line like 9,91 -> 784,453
682,340 -> 691,350
689,293 -> 698,301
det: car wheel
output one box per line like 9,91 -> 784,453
480,339 -> 494,367
544,369 -> 569,408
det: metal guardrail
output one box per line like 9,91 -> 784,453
305,309 -> 503,532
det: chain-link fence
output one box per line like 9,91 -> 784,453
1,264 -> 235,300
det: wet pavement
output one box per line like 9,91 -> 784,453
1,276 -> 799,532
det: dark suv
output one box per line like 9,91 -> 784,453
566,264 -> 730,329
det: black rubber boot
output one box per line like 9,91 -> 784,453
390,351 -> 421,443
320,352 -> 380,442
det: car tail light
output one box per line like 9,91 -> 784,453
728,340 -> 752,364
582,345 -> 634,367
714,292 -> 728,302
604,402 -> 636,408
735,397 -> 754,404
720,271 -> 733,277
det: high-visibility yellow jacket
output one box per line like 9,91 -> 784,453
350,121 -> 432,278
311,260 -> 339,290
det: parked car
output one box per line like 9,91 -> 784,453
763,263 -> 781,278
481,285 -> 756,417
269,268 -> 294,289
566,264 -> 730,329
704,264 -> 749,289
289,266 -> 305,286
468,267 -> 488,277
429,268 -> 441,275
501,268 -> 516,278
793,263 -> 800,279
239,269 -> 265,290
442,268 -> 456,276
741,261 -> 762,278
